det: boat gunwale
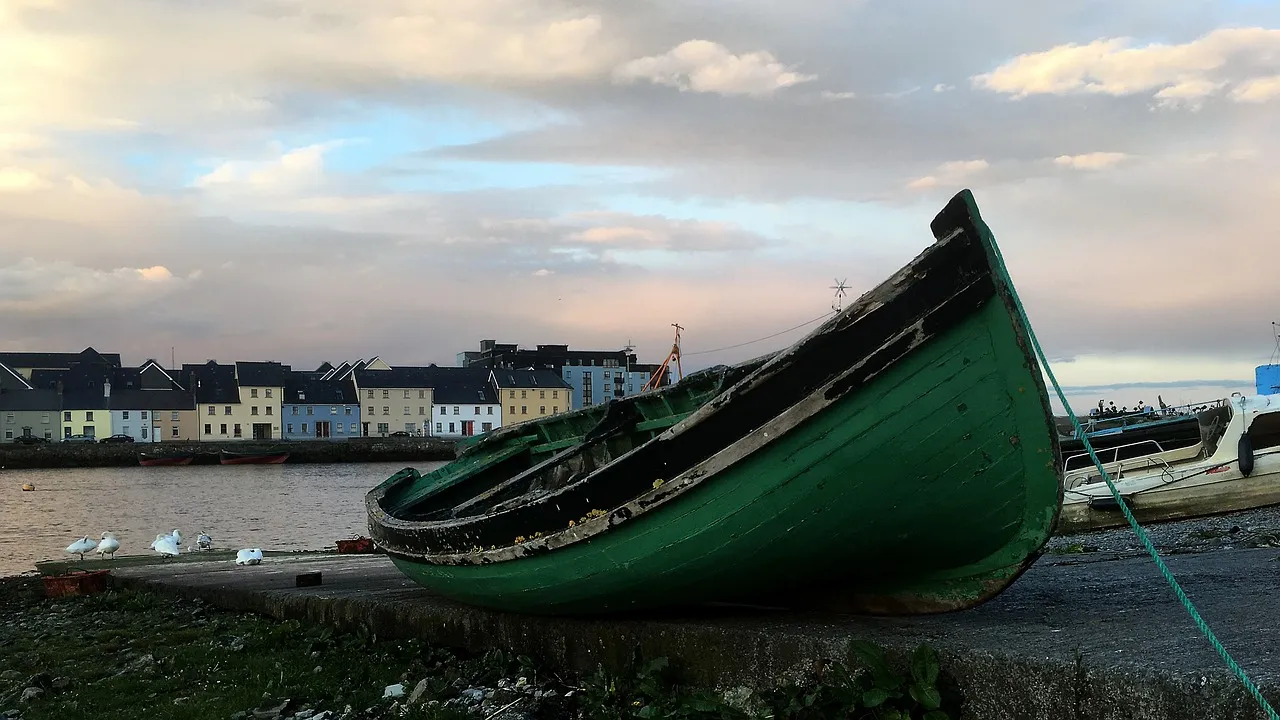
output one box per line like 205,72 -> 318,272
368,189 -> 1063,574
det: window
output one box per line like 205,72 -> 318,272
382,406 -> 389,415
553,406 -> 558,413
474,406 -> 480,414
122,426 -> 130,435
368,406 -> 374,416
403,390 -> 410,399
220,423 -> 227,435
344,407 -> 353,416
171,427 -> 179,438
403,406 -> 410,415
3,431 -> 9,439
377,422 -> 389,434
265,407 -> 272,415
224,406 -> 232,415
435,422 -> 442,432
405,423 -> 415,433
418,390 -> 426,399
306,406 -> 314,416
251,388 -> 259,398
233,424 -> 242,437
123,411 -> 130,419
265,389 -> 272,398
207,406 -> 215,415
553,391 -> 559,399
448,422 -> 455,433
41,413 -> 49,424
521,405 -> 527,414
540,390 -> 545,399
509,405 -> 515,415
521,390 -> 527,399
539,406 -> 545,414
508,390 -> 515,399
330,406 -> 337,414
486,407 -> 493,415
251,406 -> 259,416
336,423 -> 345,433
287,423 -> 294,433
171,412 -> 179,421
367,389 -> 374,399
62,411 -> 71,422
301,423 -> 308,434
418,406 -> 425,415
141,411 -> 148,420
382,390 -> 389,399
205,423 -> 212,435
83,426 -> 95,437
453,406 -> 460,415
439,407 -> 446,415
292,406 -> 300,415
482,422 -> 492,431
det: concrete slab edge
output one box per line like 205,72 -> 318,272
107,573 -> 1275,720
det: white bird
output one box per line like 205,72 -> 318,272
95,532 -> 120,560
197,532 -> 213,550
150,533 -> 180,558
169,528 -> 183,545
65,536 -> 96,560
235,548 -> 263,566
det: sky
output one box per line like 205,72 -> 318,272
2,0 -> 1280,415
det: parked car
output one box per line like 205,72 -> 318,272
63,434 -> 96,443
12,434 -> 49,445
99,434 -> 135,444
388,431 -> 411,438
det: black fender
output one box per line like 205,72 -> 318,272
1239,433 -> 1255,477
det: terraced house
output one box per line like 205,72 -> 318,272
490,369 -> 572,426
183,361 -> 243,441
107,360 -> 198,442
282,369 -> 360,440
235,361 -> 289,439
348,358 -> 435,437
428,367 -> 500,438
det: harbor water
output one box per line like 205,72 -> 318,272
0,460 -> 445,576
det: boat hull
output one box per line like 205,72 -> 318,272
138,454 -> 195,467
370,189 -> 1063,616
219,451 -> 289,465
1058,453 -> 1280,534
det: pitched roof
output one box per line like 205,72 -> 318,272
427,368 -> 498,405
181,361 -> 240,404
0,388 -> 59,411
489,369 -> 572,390
0,361 -> 31,391
109,389 -> 196,411
352,366 -> 439,389
283,371 -> 358,405
235,361 -> 290,387
0,347 -> 122,370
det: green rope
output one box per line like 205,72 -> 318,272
983,229 -> 1279,719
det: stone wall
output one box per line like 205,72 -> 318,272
0,437 -> 457,469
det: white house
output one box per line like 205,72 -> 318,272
430,368 -> 501,438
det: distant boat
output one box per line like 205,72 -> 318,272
138,452 -> 195,467
220,450 -> 289,465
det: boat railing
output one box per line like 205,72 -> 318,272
1073,397 -> 1228,438
1064,438 -> 1170,472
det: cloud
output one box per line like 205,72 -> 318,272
1053,152 -> 1129,170
612,40 -> 817,97
906,159 -> 989,190
973,28 -> 1280,107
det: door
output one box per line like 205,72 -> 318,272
462,420 -> 474,437
361,422 -> 369,436
252,423 -> 272,440
315,421 -> 331,438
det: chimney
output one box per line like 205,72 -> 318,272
103,380 -> 111,398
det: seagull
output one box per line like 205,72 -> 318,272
95,532 -> 120,560
196,532 -> 213,550
150,533 -> 180,558
235,548 -> 263,566
66,536 -> 96,561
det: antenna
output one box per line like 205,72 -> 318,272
830,278 -> 849,312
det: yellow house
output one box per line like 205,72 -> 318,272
348,357 -> 435,437
234,361 -> 287,440
60,375 -> 114,440
489,369 -> 572,426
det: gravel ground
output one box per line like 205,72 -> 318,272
1045,506 -> 1280,556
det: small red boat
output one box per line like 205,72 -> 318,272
138,453 -> 195,467
220,450 -> 290,465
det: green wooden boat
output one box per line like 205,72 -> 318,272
366,189 -> 1064,616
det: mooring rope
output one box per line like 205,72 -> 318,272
983,227 -> 1279,719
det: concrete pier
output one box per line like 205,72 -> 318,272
95,546 -> 1280,720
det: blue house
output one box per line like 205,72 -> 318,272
281,371 -> 360,441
